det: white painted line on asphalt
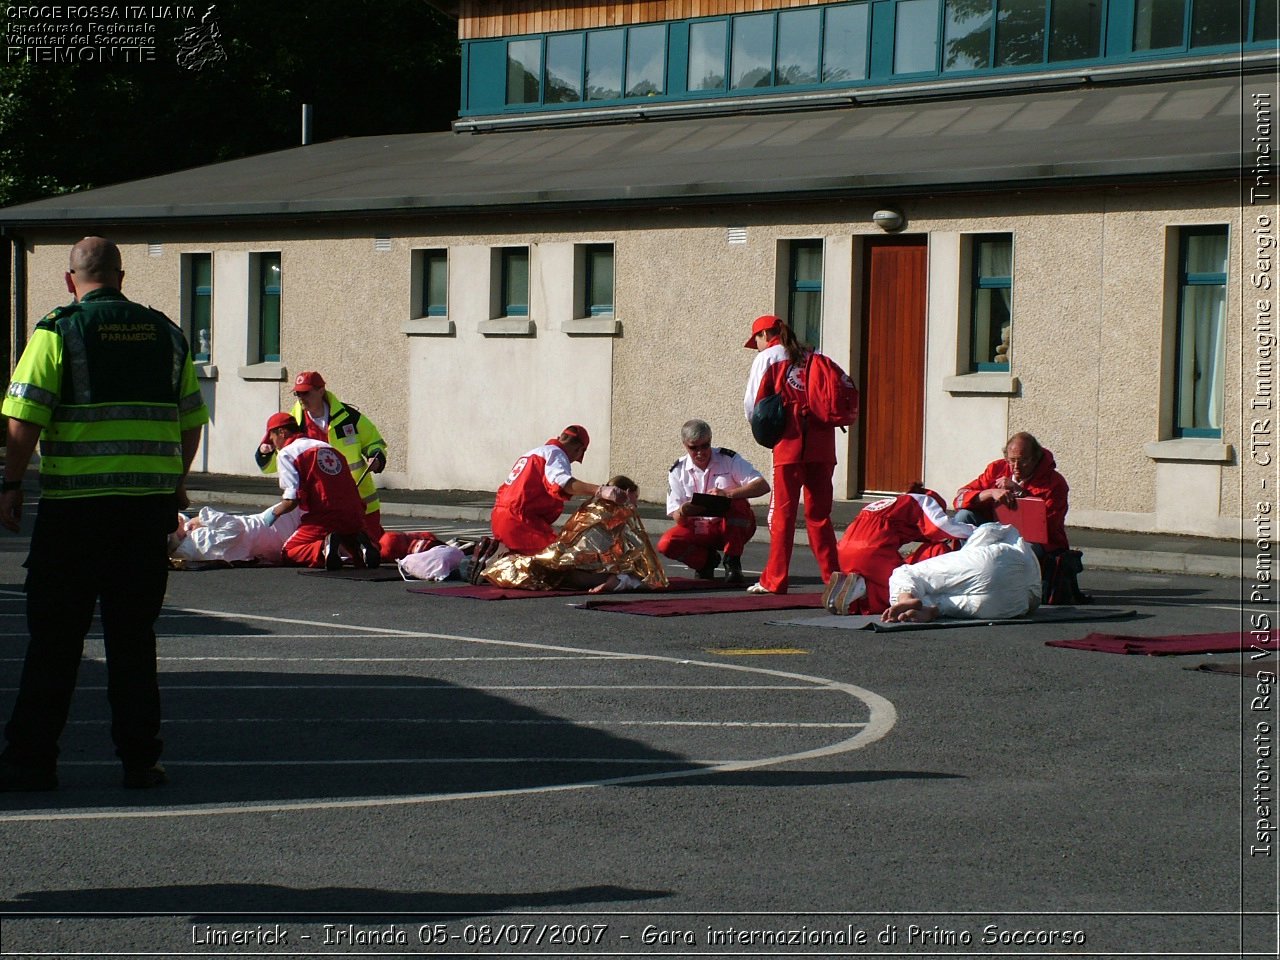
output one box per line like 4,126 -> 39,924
55,757 -> 739,766
63,717 -> 868,729
0,683 -> 841,692
0,604 -> 897,823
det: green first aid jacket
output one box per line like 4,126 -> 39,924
2,288 -> 210,498
255,390 -> 387,515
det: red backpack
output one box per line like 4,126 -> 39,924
803,352 -> 860,428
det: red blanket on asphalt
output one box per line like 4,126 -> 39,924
1046,629 -> 1280,656
407,577 -> 737,601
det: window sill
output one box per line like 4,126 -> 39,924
1143,438 -> 1234,464
942,372 -> 1019,396
563,316 -> 621,336
402,317 -> 455,337
195,363 -> 218,381
238,362 -> 287,381
478,318 -> 535,337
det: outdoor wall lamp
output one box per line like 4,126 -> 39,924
872,208 -> 906,232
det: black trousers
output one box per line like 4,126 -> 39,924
3,496 -> 174,772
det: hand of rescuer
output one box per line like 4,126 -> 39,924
0,489 -> 22,533
369,450 -> 387,474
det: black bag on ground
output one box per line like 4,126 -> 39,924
1041,549 -> 1090,605
750,393 -> 786,448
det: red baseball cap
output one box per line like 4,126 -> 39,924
294,371 -> 325,392
559,424 -> 590,461
745,314 -> 781,349
265,412 -> 296,433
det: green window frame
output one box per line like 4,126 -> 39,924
788,240 -> 823,350
256,253 -> 281,364
501,248 -> 529,317
1173,226 -> 1227,439
421,249 -> 448,317
970,234 -> 1013,372
187,253 -> 212,363
585,244 -> 614,317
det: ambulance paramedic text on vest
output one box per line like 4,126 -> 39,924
0,237 -> 209,793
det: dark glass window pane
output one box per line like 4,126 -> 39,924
1190,0 -> 1244,46
732,13 -> 774,88
586,29 -> 623,100
971,236 -> 1012,369
424,252 -> 447,316
944,0 -> 992,71
587,245 -> 614,315
546,33 -> 583,103
1256,0 -> 1279,41
1175,227 -> 1228,436
996,0 -> 1047,66
626,24 -> 666,97
259,254 -> 280,363
1134,0 -> 1186,50
190,254 -> 212,361
688,20 -> 727,89
1048,0 -> 1103,60
502,249 -> 529,316
776,8 -> 820,85
506,39 -> 541,104
822,3 -> 869,81
789,240 -> 823,349
896,0 -> 941,73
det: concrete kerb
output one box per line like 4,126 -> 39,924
186,486 -> 1243,580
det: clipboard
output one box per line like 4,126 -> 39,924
688,492 -> 732,517
995,497 -> 1049,545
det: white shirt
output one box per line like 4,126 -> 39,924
666,447 -> 765,516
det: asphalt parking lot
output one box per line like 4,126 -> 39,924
0,508 -> 1272,958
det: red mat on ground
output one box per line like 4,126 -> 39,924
407,577 -> 736,600
1046,628 -> 1280,656
578,592 -> 825,616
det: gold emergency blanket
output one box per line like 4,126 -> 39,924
483,497 -> 669,591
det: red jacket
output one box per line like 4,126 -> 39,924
953,448 -> 1070,552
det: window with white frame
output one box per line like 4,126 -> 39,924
788,240 -> 823,349
970,234 -> 1013,371
183,252 -> 213,362
1173,226 -> 1227,438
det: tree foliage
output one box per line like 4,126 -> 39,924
0,1 -> 460,208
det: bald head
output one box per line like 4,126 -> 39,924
66,237 -> 123,297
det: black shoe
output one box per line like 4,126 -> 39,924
356,532 -> 381,569
0,760 -> 57,792
695,550 -> 721,580
724,555 -> 744,585
122,763 -> 167,789
322,533 -> 343,570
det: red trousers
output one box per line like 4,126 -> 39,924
657,499 -> 757,571
282,510 -> 362,568
491,506 -> 558,555
761,460 -> 840,594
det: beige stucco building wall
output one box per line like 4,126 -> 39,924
9,175 -> 1255,538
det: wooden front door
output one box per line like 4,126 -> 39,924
859,237 -> 927,494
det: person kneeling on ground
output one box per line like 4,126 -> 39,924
879,523 -> 1042,623
658,418 -> 769,584
490,424 -> 599,555
482,476 -> 668,593
823,483 -> 974,616
263,412 -> 379,570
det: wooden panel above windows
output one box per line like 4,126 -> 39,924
445,0 -> 830,40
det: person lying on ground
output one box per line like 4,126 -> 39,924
481,476 -> 668,593
879,523 -> 1042,623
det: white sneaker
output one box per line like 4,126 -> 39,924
746,582 -> 772,595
